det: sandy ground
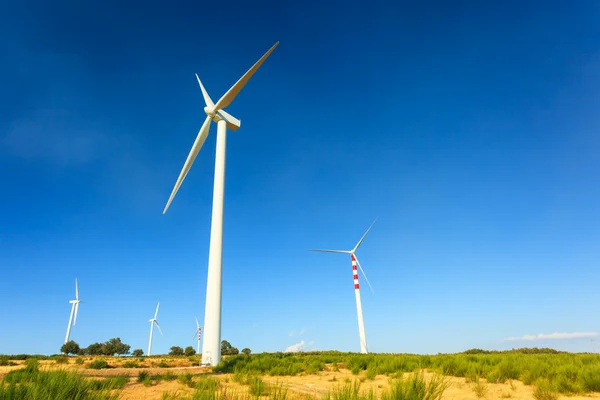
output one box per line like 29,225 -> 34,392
1,358 -> 600,400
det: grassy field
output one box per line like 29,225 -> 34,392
1,350 -> 599,399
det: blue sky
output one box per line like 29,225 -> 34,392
1,0 -> 599,355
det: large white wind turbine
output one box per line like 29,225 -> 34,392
147,302 -> 163,356
162,42 -> 279,366
194,317 -> 202,356
311,219 -> 377,354
64,278 -> 81,344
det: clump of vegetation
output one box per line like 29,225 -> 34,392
88,360 -> 109,369
324,380 -> 374,400
54,355 -> 69,364
0,358 -> 122,399
472,379 -> 488,398
178,372 -> 194,387
533,379 -> 559,400
382,371 -> 448,400
158,361 -> 171,368
122,360 -> 140,368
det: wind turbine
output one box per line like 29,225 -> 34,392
194,317 -> 202,356
311,219 -> 377,354
147,302 -> 163,356
162,41 -> 279,366
64,278 -> 81,344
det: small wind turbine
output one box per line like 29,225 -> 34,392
147,302 -> 163,356
162,42 -> 279,366
311,219 -> 377,354
194,317 -> 202,355
64,278 -> 81,344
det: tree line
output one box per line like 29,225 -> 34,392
61,339 -> 250,357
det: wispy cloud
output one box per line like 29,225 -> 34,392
504,332 -> 598,342
289,330 -> 295,337
284,340 -> 306,352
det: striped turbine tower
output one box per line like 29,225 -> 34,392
351,254 -> 368,353
312,219 -> 377,354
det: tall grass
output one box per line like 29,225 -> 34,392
215,351 -> 600,394
382,372 -> 448,400
0,359 -> 121,399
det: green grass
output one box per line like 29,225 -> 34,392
382,372 -> 448,400
0,359 -> 121,399
214,350 -> 600,394
122,361 -> 141,368
88,359 -> 109,369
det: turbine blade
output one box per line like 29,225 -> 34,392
213,42 -> 279,111
354,255 -> 374,295
196,74 -> 214,109
310,249 -> 351,254
73,302 -> 79,325
155,321 -> 163,335
163,116 -> 212,214
155,302 -> 160,319
196,317 -> 200,329
353,218 -> 378,252
75,278 -> 79,300
193,328 -> 200,340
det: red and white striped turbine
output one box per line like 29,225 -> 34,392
312,219 -> 377,354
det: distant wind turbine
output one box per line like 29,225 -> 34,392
147,302 -> 163,356
194,317 -> 202,356
162,42 -> 279,366
311,219 -> 377,354
64,278 -> 81,344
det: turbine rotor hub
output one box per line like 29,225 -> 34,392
204,106 -> 216,118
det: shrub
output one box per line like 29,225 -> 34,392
382,371 -> 448,400
122,361 -> 140,368
533,379 -> 559,400
55,355 -> 69,364
137,370 -> 150,383
76,357 -> 85,365
87,360 -> 109,369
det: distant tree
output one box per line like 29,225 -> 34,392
132,349 -> 144,357
61,340 -> 81,356
87,343 -> 105,356
221,340 -> 239,356
104,338 -> 131,356
184,346 -> 196,357
241,348 -> 251,355
169,346 -> 184,356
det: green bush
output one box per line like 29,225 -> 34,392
0,360 -> 121,399
122,361 -> 140,368
88,360 -> 109,369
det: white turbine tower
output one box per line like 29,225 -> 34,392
194,317 -> 202,356
311,219 -> 377,354
64,278 -> 81,344
162,41 -> 279,366
147,302 -> 163,356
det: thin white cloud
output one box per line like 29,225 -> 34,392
289,331 -> 295,337
298,328 -> 306,336
504,332 -> 598,342
284,340 -> 305,353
